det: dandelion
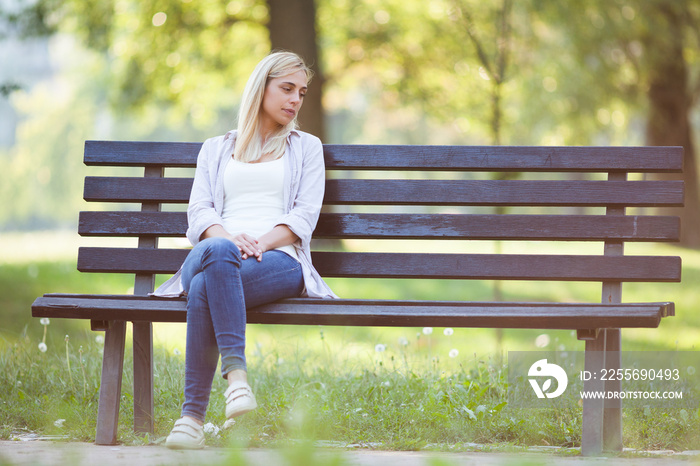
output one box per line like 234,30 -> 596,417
422,327 -> 433,335
375,343 -> 386,353
223,419 -> 236,430
688,366 -> 696,376
449,349 -> 459,358
535,334 -> 550,348
173,348 -> 181,356
382,381 -> 391,387
95,335 -> 105,345
443,328 -> 454,336
398,337 -> 409,346
54,419 -> 66,428
203,423 -> 220,436
39,318 -> 50,352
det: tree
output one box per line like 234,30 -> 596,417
268,0 -> 324,138
535,0 -> 700,247
35,0 -> 326,139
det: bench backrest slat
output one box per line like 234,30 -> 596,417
85,141 -> 201,167
324,179 -> 684,207
85,141 -> 683,173
84,177 -> 684,207
324,145 -> 684,172
78,211 -> 680,242
77,247 -> 682,282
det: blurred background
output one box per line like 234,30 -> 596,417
1,0 -> 699,351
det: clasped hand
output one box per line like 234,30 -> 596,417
231,233 -> 266,261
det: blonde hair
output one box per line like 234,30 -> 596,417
234,51 -> 313,163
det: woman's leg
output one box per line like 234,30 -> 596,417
220,249 -> 304,377
179,237 -> 303,421
180,237 -> 247,422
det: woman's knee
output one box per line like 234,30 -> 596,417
185,272 -> 206,303
199,237 -> 241,258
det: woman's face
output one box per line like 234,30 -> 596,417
260,70 -> 308,135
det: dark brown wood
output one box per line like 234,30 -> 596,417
78,211 -> 681,242
133,322 -> 154,434
77,247 -> 188,273
131,165 -> 160,435
323,145 -> 684,172
31,295 -> 672,329
313,213 -> 681,242
582,342 -> 607,456
604,329 -> 622,453
83,177 -> 684,206
324,180 -> 684,207
95,320 -> 126,445
84,141 -> 683,173
75,248 -> 682,282
85,140 -> 201,167
84,177 -> 192,204
79,211 -> 187,237
311,252 -> 682,282
600,172 -> 625,453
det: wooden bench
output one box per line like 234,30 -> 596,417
32,141 -> 683,455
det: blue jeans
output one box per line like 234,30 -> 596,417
179,237 -> 304,421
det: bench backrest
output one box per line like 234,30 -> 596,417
78,142 -> 684,299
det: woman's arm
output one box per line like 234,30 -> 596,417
186,138 -> 227,246
200,224 -> 279,261
255,225 -> 300,261
275,134 -> 325,249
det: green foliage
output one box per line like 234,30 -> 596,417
4,0 -> 700,230
52,0 -> 269,116
527,0 -> 700,146
0,0 -> 59,39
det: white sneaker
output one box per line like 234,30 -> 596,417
165,417 -> 205,450
224,381 -> 258,419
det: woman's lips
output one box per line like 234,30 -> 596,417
283,108 -> 296,117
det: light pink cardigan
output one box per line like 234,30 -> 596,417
153,129 -> 337,299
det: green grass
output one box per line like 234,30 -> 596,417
1,233 -> 699,453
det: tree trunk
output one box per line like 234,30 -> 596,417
267,0 -> 325,140
644,5 -> 700,248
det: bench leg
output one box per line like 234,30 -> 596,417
581,332 -> 606,456
133,322 -> 155,434
95,320 -> 127,445
603,328 -> 622,452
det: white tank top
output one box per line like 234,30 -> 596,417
221,156 -> 298,261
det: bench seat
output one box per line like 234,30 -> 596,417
34,294 -> 674,330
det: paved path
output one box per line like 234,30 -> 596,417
1,441 -> 699,466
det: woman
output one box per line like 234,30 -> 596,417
157,51 -> 336,450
